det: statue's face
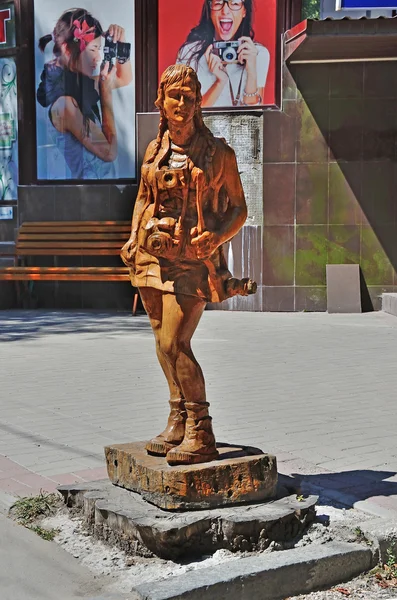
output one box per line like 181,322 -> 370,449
163,77 -> 197,126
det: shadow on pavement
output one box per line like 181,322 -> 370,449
0,310 -> 152,342
286,470 -> 397,509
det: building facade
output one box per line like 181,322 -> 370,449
0,0 -> 396,311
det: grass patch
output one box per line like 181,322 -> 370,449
29,525 -> 59,541
12,490 -> 60,526
370,546 -> 397,589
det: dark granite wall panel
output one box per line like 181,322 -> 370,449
262,61 -> 397,311
18,184 -> 137,225
263,163 -> 295,225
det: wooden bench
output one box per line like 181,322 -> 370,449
0,221 -> 138,313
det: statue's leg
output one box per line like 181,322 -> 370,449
156,292 -> 219,466
140,287 -> 186,456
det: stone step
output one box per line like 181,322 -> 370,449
58,479 -> 317,560
382,293 -> 397,317
132,541 -> 373,600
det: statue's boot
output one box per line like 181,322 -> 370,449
166,402 -> 219,465
146,398 -> 186,456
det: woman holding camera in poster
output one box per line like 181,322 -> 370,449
176,0 -> 269,108
37,8 -> 132,179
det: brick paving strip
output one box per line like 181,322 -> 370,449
0,454 -> 107,497
0,310 -> 396,519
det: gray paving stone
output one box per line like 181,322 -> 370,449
0,310 -> 397,520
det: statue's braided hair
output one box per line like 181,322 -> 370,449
148,64 -> 216,180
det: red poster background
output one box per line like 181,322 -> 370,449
158,0 -> 277,106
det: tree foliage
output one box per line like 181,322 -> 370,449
302,0 -> 320,19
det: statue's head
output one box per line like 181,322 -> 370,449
155,64 -> 202,128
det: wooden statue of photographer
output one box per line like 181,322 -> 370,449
121,64 -> 256,466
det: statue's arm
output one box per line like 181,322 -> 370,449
192,146 -> 247,260
217,146 -> 248,244
120,142 -> 156,267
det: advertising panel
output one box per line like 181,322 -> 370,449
0,58 -> 18,199
34,0 -> 135,180
158,0 -> 277,108
0,2 -> 16,49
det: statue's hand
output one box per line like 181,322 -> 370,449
120,237 -> 137,267
191,230 -> 221,260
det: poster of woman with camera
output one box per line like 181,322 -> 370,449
34,2 -> 135,180
159,0 -> 276,108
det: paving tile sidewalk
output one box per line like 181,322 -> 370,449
0,309 -> 397,519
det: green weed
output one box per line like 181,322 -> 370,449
28,525 -> 59,541
12,490 -> 60,525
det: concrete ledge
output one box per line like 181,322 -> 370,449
382,293 -> 397,317
133,542 -> 373,600
360,518 -> 397,563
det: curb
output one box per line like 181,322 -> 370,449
133,541 -> 373,600
0,491 -> 17,515
359,517 -> 397,563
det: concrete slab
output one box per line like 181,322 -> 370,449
0,514 -> 112,600
132,541 -> 373,600
105,441 -> 277,510
326,264 -> 362,313
58,479 -> 317,560
0,491 -> 18,515
382,292 -> 397,317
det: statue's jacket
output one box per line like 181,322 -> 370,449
121,130 -> 246,303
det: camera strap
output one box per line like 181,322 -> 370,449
227,67 -> 244,107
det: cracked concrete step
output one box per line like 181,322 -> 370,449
132,541 -> 373,600
58,480 -> 317,560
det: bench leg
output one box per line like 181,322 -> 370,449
132,292 -> 139,316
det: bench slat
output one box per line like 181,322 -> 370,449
20,221 -> 130,227
18,227 -> 130,234
0,274 -> 129,281
0,266 -> 130,281
18,234 -> 128,241
15,249 -> 123,256
0,267 -> 128,272
17,242 -> 123,249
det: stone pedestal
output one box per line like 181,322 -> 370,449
104,441 -> 278,510
58,479 -> 318,560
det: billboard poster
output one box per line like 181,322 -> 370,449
158,0 -> 277,108
0,58 -> 18,200
34,1 -> 135,180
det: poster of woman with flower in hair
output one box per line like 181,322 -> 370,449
34,1 -> 135,180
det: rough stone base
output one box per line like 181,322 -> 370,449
104,441 -> 277,510
57,479 -> 317,560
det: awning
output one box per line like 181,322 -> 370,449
285,17 -> 397,63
